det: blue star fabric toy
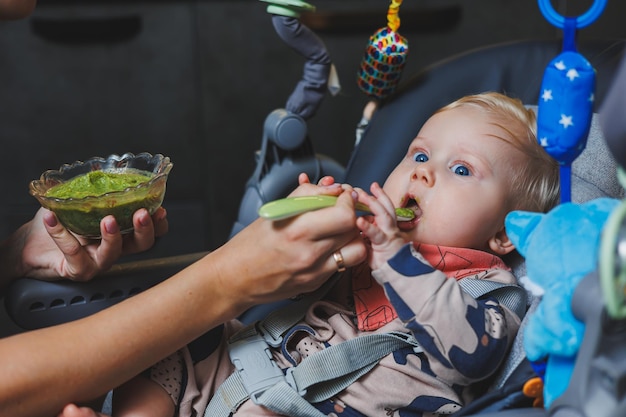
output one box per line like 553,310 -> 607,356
537,47 -> 595,165
536,19 -> 596,204
535,0 -> 607,202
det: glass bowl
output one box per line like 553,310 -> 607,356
30,152 -> 173,238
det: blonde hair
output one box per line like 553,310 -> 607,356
437,92 -> 560,213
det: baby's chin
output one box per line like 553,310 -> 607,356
398,228 -> 422,245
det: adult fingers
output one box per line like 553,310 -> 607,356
57,403 -> 109,417
118,208 -> 165,255
42,211 -> 98,281
326,234 -> 368,274
288,189 -> 359,239
94,215 -> 124,272
219,200 -> 366,305
151,207 -> 169,238
283,191 -> 365,273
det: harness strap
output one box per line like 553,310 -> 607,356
289,332 -> 419,402
205,273 -> 526,416
253,381 -> 325,417
205,331 -> 420,417
459,278 -> 528,320
249,273 -> 342,347
208,373 -> 325,417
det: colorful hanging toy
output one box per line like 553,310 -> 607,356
357,0 -> 409,100
524,0 -> 608,408
536,0 -> 607,203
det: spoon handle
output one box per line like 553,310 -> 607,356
258,195 -> 414,221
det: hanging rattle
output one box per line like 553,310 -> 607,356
536,0 -> 607,203
357,0 -> 409,100
527,0 -> 608,408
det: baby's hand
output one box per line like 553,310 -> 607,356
287,173 -> 343,198
290,173 -> 355,197
356,183 -> 406,270
299,173 -> 335,187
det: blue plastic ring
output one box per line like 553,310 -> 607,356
538,0 -> 607,29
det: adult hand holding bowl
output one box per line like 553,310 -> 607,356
30,153 -> 173,238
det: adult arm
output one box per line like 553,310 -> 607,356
0,190 -> 366,417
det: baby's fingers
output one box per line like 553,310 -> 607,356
356,216 -> 384,245
289,181 -> 342,197
356,186 -> 396,229
369,183 -> 397,221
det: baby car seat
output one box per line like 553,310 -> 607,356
238,37 -> 626,417
3,41 -> 625,417
237,37 -> 625,319
348,39 -> 626,417
228,108 -> 345,239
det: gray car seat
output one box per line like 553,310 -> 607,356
346,40 -> 625,417
3,38 -> 625,416
237,37 -> 626,416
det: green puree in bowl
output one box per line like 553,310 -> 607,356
43,169 -> 161,237
46,170 -> 152,199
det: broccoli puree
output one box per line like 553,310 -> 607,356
46,170 -> 152,199
394,207 -> 415,220
42,169 -> 163,237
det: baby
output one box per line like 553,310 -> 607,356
88,92 -> 560,417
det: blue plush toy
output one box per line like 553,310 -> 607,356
505,198 -> 619,407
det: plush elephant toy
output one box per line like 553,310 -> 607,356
504,197 -> 619,407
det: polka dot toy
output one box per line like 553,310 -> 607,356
357,0 -> 409,99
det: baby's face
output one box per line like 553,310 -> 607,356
383,106 -> 525,252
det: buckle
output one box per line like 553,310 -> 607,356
229,333 -> 286,403
257,321 -> 283,347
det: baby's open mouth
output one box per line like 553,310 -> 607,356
397,196 -> 421,229
402,196 -> 421,219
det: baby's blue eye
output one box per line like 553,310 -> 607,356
452,164 -> 471,176
413,152 -> 428,163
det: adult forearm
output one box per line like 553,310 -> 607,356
0,252 -> 235,417
0,193 -> 365,417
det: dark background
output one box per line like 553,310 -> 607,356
1,0 -> 625,255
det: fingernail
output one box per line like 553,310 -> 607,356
139,209 -> 151,226
44,212 -> 58,228
351,191 -> 358,200
104,217 -> 119,234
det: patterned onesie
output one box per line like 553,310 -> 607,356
148,243 -> 522,417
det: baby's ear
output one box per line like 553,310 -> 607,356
488,227 -> 515,256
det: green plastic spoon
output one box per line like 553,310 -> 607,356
258,195 -> 415,221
